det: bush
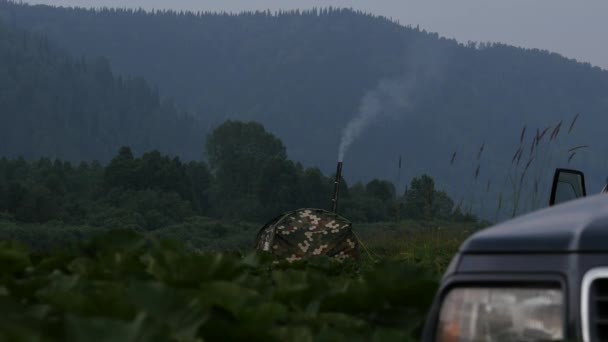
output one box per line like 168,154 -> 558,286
0,230 -> 438,341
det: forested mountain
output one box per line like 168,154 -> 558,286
1,1 -> 608,219
0,20 -> 203,163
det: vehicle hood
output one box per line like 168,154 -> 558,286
461,193 -> 608,253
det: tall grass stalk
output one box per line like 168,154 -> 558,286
470,113 -> 586,221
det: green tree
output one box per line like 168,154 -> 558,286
103,146 -> 137,190
206,120 -> 287,219
342,181 -> 386,222
403,174 -> 436,220
14,184 -> 62,222
185,161 -> 213,215
206,121 -> 286,174
134,150 -> 190,198
255,158 -> 299,219
434,190 -> 455,219
365,179 -> 395,202
298,168 -> 332,209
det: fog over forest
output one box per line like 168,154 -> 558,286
1,1 -> 607,222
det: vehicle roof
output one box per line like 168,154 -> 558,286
460,193 -> 608,253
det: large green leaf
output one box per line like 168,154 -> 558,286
64,313 -> 168,342
0,230 -> 441,341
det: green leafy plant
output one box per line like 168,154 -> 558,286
0,229 -> 438,341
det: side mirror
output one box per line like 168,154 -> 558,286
549,168 -> 586,206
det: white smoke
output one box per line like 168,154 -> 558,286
337,36 -> 447,162
338,79 -> 413,161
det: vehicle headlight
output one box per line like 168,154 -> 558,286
436,287 -> 563,342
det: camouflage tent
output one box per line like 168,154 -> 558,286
255,208 -> 359,263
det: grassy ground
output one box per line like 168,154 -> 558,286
0,217 -> 486,276
354,220 -> 486,275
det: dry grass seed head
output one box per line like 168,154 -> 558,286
450,151 -> 457,165
550,120 -> 563,140
517,148 -> 524,165
477,142 -> 485,160
512,147 -> 522,164
568,145 -> 589,153
538,126 -> 550,142
569,113 -> 580,134
530,137 -> 537,155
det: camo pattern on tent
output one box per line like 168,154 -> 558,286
255,208 -> 359,263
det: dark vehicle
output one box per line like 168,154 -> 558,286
422,168 -> 608,342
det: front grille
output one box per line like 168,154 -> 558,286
591,278 -> 608,341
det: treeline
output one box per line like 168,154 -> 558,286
0,21 -> 203,163
0,120 -> 475,229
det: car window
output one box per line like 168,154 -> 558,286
555,181 -> 578,202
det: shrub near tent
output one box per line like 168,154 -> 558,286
255,208 -> 360,263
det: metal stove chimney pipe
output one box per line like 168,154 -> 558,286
331,162 -> 343,213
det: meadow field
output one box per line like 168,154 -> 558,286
0,219 -> 484,341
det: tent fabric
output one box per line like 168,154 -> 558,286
255,208 -> 359,262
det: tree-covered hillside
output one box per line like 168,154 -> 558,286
0,21 -> 204,163
1,1 -> 607,219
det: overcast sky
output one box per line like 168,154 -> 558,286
23,0 -> 608,70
